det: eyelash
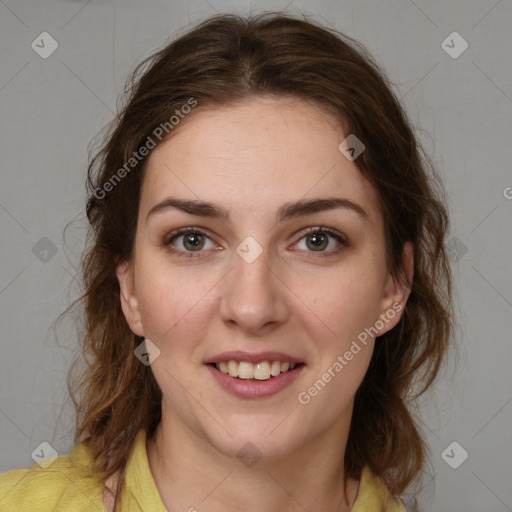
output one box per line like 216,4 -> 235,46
162,226 -> 348,259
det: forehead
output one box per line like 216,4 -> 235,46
140,96 -> 382,223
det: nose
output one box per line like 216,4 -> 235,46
218,245 -> 289,335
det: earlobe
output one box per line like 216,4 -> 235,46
377,242 -> 414,335
116,261 -> 144,337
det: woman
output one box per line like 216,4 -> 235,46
0,12 -> 452,511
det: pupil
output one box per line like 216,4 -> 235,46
307,233 -> 327,251
185,233 -> 204,250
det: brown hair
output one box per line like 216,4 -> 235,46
69,12 -> 453,509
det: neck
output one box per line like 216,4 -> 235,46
146,404 -> 359,512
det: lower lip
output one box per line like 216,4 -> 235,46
206,364 -> 305,399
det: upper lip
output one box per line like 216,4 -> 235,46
205,351 -> 304,365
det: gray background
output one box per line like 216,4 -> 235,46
1,0 -> 511,510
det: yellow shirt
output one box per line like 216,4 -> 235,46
0,429 -> 405,511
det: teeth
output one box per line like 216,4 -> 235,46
270,360 -> 281,377
215,360 -> 299,380
254,361 -> 271,380
238,361 -> 253,379
227,360 -> 239,377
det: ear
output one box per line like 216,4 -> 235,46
116,261 -> 144,337
376,241 -> 414,336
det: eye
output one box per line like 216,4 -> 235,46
162,226 -> 347,259
293,227 -> 347,256
163,227 -> 218,256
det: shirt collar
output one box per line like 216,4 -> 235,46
124,429 -> 167,511
121,429 -> 404,511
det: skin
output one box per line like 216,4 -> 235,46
116,96 -> 413,512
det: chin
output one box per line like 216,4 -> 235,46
203,419 -> 302,462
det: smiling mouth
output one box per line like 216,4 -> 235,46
208,360 -> 305,381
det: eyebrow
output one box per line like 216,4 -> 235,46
146,196 -> 369,223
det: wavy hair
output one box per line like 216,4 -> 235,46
68,12 -> 453,510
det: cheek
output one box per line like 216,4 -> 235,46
295,271 -> 379,415
293,261 -> 385,350
294,255 -> 386,410
134,257 -> 219,344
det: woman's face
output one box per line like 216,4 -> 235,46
117,96 -> 412,460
